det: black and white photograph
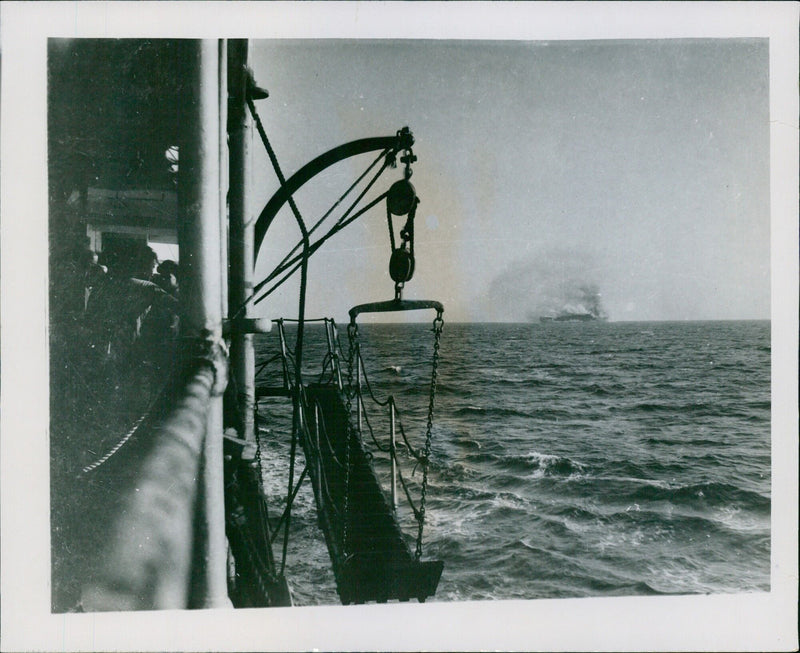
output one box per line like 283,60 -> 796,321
1,2 -> 797,651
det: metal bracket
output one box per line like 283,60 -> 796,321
349,298 -> 444,324
223,317 -> 273,337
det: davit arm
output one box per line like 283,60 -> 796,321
253,128 -> 415,260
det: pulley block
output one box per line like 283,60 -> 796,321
387,179 -> 417,216
389,246 -> 415,284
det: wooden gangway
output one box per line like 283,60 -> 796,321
302,384 -> 443,604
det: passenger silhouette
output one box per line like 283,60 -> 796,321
84,244 -> 178,406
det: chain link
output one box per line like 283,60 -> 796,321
342,323 -> 359,553
346,323 -> 357,393
415,312 -> 443,560
254,402 -> 265,487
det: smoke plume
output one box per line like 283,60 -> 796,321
485,249 -> 608,321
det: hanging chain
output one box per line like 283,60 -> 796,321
342,323 -> 359,553
415,312 -> 443,560
346,323 -> 356,393
254,401 -> 265,488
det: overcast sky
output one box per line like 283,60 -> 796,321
248,38 -> 769,323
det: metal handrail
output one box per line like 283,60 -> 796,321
267,315 -> 430,549
81,357 -> 223,611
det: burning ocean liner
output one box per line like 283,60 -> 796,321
538,284 -> 608,322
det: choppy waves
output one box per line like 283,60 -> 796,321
461,450 -> 587,478
255,320 -> 771,604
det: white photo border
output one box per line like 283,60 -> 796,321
1,2 -> 797,651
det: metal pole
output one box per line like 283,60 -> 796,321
323,318 -> 333,362
227,39 -> 256,451
390,398 -> 397,511
315,401 -> 322,480
332,322 -> 343,391
324,319 -> 343,391
218,41 -> 229,320
277,319 -> 289,389
177,39 -> 230,609
356,345 -> 362,436
324,319 -> 334,367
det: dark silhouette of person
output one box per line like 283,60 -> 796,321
84,244 -> 178,405
153,259 -> 179,297
81,249 -> 107,311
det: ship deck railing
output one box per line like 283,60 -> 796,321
262,318 -> 443,605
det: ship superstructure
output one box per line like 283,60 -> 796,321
48,38 -> 445,611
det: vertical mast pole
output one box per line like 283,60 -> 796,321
178,39 -> 230,609
390,398 -> 397,510
219,41 -> 229,324
356,348 -> 363,435
227,39 -> 256,450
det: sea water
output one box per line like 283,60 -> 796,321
253,320 -> 770,605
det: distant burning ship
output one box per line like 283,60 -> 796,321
540,311 -> 601,322
538,285 -> 607,322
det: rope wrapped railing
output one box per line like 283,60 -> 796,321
80,346 -> 227,611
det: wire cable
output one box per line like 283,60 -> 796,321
247,96 -> 309,576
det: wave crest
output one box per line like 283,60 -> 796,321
629,481 -> 770,512
515,451 -> 587,477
